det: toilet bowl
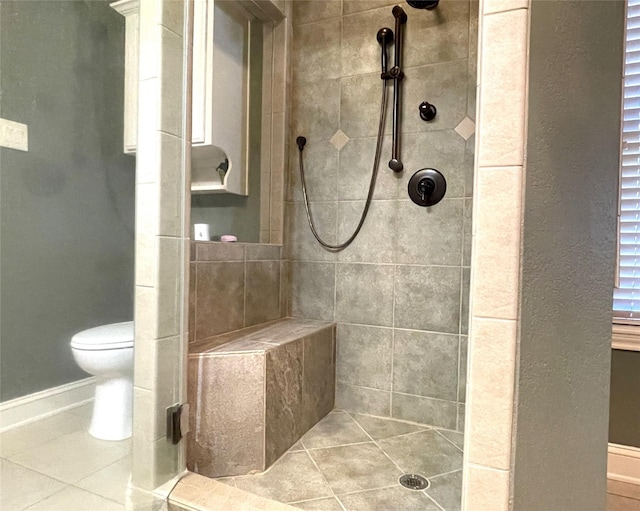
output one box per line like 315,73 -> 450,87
70,321 -> 134,441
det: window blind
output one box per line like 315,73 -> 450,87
614,0 -> 640,320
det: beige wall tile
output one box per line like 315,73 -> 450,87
136,199 -> 159,286
133,335 -> 155,391
136,90 -> 160,184
471,166 -> 522,319
483,0 -> 529,15
464,464 -> 510,511
136,180 -> 160,231
159,133 -> 183,236
261,112 -> 273,235
160,0 -> 184,36
271,112 -> 286,174
134,306 -> 182,445
133,0 -> 189,493
157,237 -> 182,338
134,335 -> 183,415
135,286 -> 159,341
133,387 -> 156,442
131,434 -> 155,490
271,201 -> 284,234
263,23 -> 274,115
271,230 -> 283,245
152,436 -> 180,488
261,189 -> 272,235
138,0 -> 160,81
477,9 -> 528,167
159,27 -> 184,137
467,318 -> 516,470
262,113 -> 273,172
272,20 -> 288,114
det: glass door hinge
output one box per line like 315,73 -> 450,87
166,403 -> 189,445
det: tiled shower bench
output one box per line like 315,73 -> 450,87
187,318 -> 336,478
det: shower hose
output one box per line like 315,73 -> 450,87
297,81 -> 389,251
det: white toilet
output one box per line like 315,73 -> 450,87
70,321 -> 134,441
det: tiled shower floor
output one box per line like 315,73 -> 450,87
0,403 -> 129,511
219,411 -> 463,511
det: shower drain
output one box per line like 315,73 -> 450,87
399,473 -> 429,490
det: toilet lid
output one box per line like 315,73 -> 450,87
70,321 -> 134,350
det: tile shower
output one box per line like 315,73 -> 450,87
186,0 -> 477,510
286,0 -> 475,431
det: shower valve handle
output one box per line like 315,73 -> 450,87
419,101 -> 437,122
408,168 -> 447,207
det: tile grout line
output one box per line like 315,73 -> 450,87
304,439 -> 374,452
390,263 -> 397,418
423,490 -> 447,511
433,428 -> 464,453
428,467 -> 465,480
345,411 -> 406,476
8,449 -> 131,510
300,444 -> 339,501
346,412 -> 464,504
19,486 -> 69,511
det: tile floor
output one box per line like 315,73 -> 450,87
218,410 -> 464,511
1,403 -> 131,511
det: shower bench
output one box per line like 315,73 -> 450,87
186,318 -> 336,478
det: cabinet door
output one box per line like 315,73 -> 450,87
113,0 -> 259,195
191,0 -> 251,196
111,0 -> 139,155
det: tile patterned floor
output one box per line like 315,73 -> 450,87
1,403 -> 130,511
219,410 -> 464,511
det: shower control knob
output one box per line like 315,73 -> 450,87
418,177 -> 435,200
408,168 -> 446,207
419,101 -> 437,122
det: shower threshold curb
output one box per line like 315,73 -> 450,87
168,472 -> 298,511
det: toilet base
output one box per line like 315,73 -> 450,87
89,376 -> 133,441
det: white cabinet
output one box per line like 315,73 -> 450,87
110,0 -> 139,155
191,0 -> 251,195
111,0 -> 284,195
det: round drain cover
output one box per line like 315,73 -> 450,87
399,473 -> 429,490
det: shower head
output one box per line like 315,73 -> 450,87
377,27 -> 394,75
406,0 -> 440,9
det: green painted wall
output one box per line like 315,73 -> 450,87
0,1 -> 135,401
514,1 -> 624,509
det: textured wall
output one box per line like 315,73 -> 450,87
513,1 -> 624,509
0,1 -> 135,401
610,349 -> 640,448
284,0 -> 477,430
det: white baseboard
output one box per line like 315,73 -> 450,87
608,442 -> 640,486
0,377 -> 96,432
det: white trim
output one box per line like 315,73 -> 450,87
0,377 -> 96,432
608,442 -> 640,486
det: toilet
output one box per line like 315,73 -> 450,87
70,321 -> 134,441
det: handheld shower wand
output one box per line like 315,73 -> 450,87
377,27 -> 394,76
294,28 -> 393,252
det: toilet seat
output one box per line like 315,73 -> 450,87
71,321 -> 134,351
